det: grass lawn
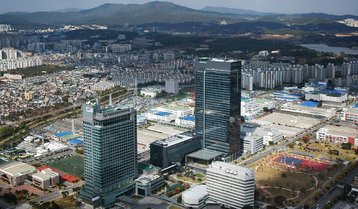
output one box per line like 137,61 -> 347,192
177,176 -> 204,184
48,155 -> 84,178
177,173 -> 206,184
54,196 -> 77,209
253,166 -> 315,190
291,141 -> 357,161
264,188 -> 298,199
249,146 -> 352,207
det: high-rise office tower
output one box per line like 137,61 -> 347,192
194,58 -> 241,160
80,102 -> 137,208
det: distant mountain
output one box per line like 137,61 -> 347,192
55,8 -> 82,13
0,1 -> 357,29
0,1 -> 239,26
201,6 -> 277,16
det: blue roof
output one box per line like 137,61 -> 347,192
54,131 -> 73,137
354,103 -> 358,108
300,101 -> 319,107
155,111 -> 171,116
320,89 -> 346,95
180,115 -> 195,121
68,139 -> 83,145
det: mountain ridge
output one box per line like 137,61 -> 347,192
0,1 -> 356,27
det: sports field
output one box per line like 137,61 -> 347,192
274,155 -> 328,172
249,150 -> 348,207
48,155 -> 84,178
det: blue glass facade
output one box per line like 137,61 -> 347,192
80,103 -> 137,208
194,58 -> 241,159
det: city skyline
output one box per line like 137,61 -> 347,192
1,0 -> 358,16
0,0 -> 357,207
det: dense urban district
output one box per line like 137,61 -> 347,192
1,2 -> 358,209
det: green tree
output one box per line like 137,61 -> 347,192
177,195 -> 182,203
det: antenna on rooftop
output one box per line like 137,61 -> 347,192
109,93 -> 113,106
134,78 -> 138,96
96,96 -> 100,106
72,119 -> 75,134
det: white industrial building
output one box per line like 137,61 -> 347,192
140,86 -> 164,98
157,105 -> 193,117
206,162 -> 255,209
32,168 -> 60,189
175,115 -> 195,128
182,185 -> 209,208
342,108 -> 358,122
303,82 -> 327,93
241,98 -> 261,120
305,92 -> 348,103
241,133 -> 264,155
241,123 -> 284,145
144,110 -> 176,123
280,102 -> 336,118
316,125 -> 358,145
0,161 -> 37,186
35,141 -> 71,157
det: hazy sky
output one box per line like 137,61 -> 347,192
0,0 -> 357,15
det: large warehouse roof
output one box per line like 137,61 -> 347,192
0,161 -> 37,177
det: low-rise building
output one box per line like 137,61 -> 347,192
0,161 -> 37,186
175,115 -> 195,128
35,141 -> 71,157
135,175 -> 164,196
241,98 -> 261,120
241,123 -> 283,145
280,102 -> 336,118
182,185 -> 208,208
241,133 -> 263,155
342,108 -> 358,122
140,86 -> 164,98
150,132 -> 201,168
317,124 -> 358,145
305,89 -> 348,103
145,110 -> 175,123
32,168 -> 59,189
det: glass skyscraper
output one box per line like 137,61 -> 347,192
80,102 -> 137,208
194,58 -> 241,159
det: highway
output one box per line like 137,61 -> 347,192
313,164 -> 358,209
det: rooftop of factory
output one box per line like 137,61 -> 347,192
179,115 -> 195,122
300,101 -> 319,107
153,132 -> 194,147
0,161 -> 37,177
32,168 -> 59,181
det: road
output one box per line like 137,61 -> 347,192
33,182 -> 82,204
239,116 -> 337,166
313,164 -> 358,209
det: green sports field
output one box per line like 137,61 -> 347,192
48,155 -> 84,178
